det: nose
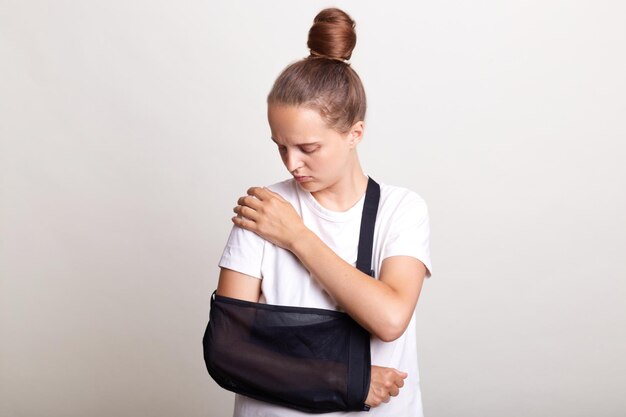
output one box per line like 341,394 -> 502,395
284,150 -> 304,173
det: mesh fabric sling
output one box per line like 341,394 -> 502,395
203,177 -> 380,413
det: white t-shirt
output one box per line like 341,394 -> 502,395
219,177 -> 433,417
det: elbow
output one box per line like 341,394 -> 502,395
376,328 -> 405,343
373,317 -> 410,343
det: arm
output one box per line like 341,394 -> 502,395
233,187 -> 427,342
216,267 -> 261,302
290,235 -> 426,342
215,235 -> 409,408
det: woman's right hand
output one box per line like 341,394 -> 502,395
365,366 -> 408,408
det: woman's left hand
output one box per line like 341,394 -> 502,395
233,187 -> 307,251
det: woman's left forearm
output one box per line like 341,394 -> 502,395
288,228 -> 414,342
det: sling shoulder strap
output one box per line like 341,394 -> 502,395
356,177 -> 380,277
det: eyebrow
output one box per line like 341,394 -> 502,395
270,137 -> 320,147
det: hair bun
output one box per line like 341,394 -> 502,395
307,8 -> 356,62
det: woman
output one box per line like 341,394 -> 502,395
216,8 -> 432,417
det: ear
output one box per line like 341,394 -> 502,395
347,121 -> 365,148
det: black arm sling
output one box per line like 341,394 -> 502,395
202,177 -> 380,413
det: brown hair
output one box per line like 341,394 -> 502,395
267,8 -> 367,134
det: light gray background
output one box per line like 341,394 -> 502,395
1,1 -> 625,416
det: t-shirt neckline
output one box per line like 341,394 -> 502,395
295,179 -> 367,223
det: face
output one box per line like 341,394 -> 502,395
267,104 -> 363,193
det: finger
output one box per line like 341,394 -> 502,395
262,186 -> 286,201
237,195 -> 262,210
391,373 -> 406,389
248,186 -> 286,202
393,368 -> 408,377
392,368 -> 409,380
233,205 -> 258,221
389,385 -> 400,397
247,187 -> 269,200
232,215 -> 255,231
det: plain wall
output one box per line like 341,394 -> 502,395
1,1 -> 625,416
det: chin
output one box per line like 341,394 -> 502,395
295,180 -> 321,192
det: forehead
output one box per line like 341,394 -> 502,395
267,104 -> 336,143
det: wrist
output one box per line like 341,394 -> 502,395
287,226 -> 316,255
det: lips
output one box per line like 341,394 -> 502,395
294,176 -> 312,183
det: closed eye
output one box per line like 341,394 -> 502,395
300,146 -> 319,154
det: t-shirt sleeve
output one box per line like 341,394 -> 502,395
380,193 -> 433,278
218,225 -> 265,279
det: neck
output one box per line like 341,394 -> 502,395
311,161 -> 368,212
